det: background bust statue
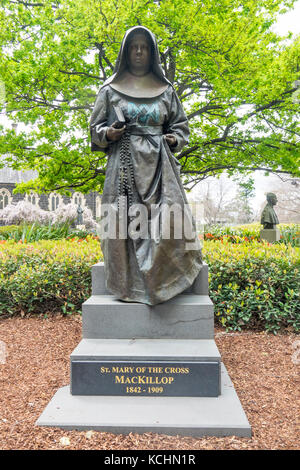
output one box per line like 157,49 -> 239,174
260,193 -> 279,229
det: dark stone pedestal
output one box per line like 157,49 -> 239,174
36,263 -> 251,437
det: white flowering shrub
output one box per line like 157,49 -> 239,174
82,206 -> 98,231
0,200 -> 98,232
0,200 -> 52,225
53,203 -> 98,231
52,203 -> 77,224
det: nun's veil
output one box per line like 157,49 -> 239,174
102,26 -> 171,88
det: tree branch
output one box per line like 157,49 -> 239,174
59,69 -> 102,80
188,104 -> 224,120
8,0 -> 58,7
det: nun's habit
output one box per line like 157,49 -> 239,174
90,26 -> 202,305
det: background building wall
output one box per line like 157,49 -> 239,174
0,178 -> 101,225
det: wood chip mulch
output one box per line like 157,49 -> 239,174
0,316 -> 299,450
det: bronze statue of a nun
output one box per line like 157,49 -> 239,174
90,26 -> 202,305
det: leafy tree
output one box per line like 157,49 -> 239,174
229,177 -> 255,223
192,177 -> 235,224
0,0 -> 299,195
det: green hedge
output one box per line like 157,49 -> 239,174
0,222 -> 90,242
0,237 -> 299,333
0,237 -> 101,317
0,225 -> 19,237
204,239 -> 300,333
204,222 -> 300,247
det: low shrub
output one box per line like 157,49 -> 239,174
203,239 -> 300,333
204,223 -> 300,247
0,220 -> 98,243
0,237 -> 102,317
0,221 -> 72,242
204,223 -> 260,242
0,225 -> 19,238
0,237 -> 299,333
279,224 -> 300,247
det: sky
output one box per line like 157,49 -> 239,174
191,1 -> 300,211
272,0 -> 300,35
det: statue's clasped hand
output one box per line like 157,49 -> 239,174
165,134 -> 177,148
106,121 -> 126,142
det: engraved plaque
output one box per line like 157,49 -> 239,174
71,360 -> 220,397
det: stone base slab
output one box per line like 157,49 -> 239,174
260,228 -> 280,243
70,339 -> 221,397
36,363 -> 251,438
82,294 -> 214,339
70,338 -> 221,362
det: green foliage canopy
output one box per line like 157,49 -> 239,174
0,0 -> 299,194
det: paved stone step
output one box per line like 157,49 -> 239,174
70,338 -> 221,362
36,363 -> 251,438
70,338 -> 221,397
82,294 -> 214,340
92,262 -> 209,296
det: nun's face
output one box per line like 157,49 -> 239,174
127,33 -> 151,75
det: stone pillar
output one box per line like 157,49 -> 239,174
260,228 -> 280,243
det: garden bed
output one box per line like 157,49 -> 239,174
1,237 -> 299,332
0,316 -> 298,450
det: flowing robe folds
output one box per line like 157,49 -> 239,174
90,83 -> 202,305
